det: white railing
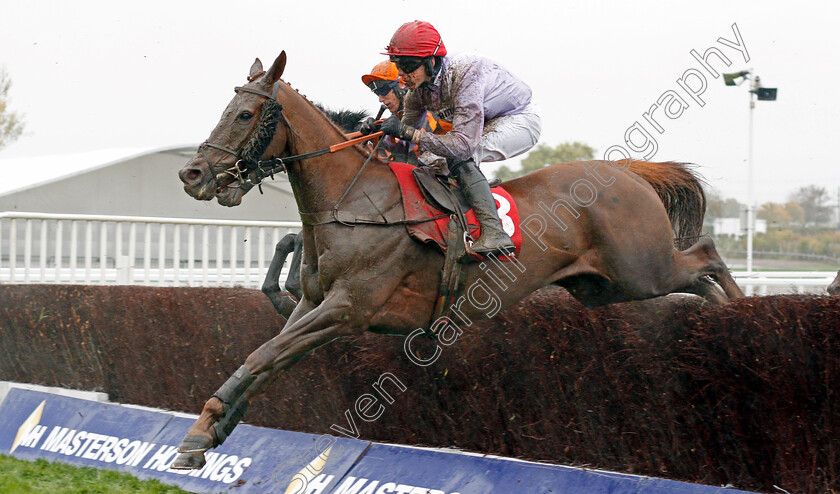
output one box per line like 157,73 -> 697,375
732,271 -> 836,295
0,212 -> 302,288
0,212 -> 836,295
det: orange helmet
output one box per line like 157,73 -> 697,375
361,60 -> 400,86
362,60 -> 402,99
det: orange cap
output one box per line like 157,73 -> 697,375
362,60 -> 400,86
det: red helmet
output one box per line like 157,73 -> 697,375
382,21 -> 447,58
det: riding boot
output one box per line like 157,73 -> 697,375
450,159 -> 515,255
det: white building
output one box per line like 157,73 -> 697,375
0,146 -> 301,287
0,145 -> 298,220
712,217 -> 767,237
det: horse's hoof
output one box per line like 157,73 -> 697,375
171,451 -> 207,470
177,433 -> 214,453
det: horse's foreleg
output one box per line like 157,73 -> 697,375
245,290 -> 359,374
261,233 -> 300,318
172,294 -> 358,469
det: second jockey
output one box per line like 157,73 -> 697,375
361,60 -> 449,168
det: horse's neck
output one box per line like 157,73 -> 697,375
278,92 -> 380,214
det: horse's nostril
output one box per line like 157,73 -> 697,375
187,169 -> 201,180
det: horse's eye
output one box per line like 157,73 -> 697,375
239,112 -> 253,121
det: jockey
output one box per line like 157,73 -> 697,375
380,20 -> 542,256
362,60 -> 407,118
360,60 -> 450,167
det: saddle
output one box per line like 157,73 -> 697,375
388,161 -> 521,337
410,166 -> 501,215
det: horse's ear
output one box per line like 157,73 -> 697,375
266,51 -> 286,84
249,58 -> 264,79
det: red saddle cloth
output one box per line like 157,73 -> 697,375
388,162 -> 522,259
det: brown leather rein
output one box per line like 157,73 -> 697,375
199,81 -> 451,227
200,82 -> 384,194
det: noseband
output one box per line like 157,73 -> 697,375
200,79 -> 386,201
199,81 -> 299,191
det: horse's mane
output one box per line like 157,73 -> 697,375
315,104 -> 370,133
269,79 -> 373,158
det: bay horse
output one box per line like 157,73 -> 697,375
174,51 -> 743,469
215,106 -> 367,319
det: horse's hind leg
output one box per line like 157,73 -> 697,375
671,236 -> 744,302
828,270 -> 840,295
261,233 -> 300,318
680,277 -> 728,305
284,233 -> 304,300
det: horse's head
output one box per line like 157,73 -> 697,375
179,52 -> 289,206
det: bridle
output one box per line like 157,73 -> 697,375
198,80 -> 290,192
199,80 -> 384,195
197,77 -> 450,227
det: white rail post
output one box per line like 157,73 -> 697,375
84,221 -> 93,283
201,225 -> 209,286
70,221 -> 78,283
128,223 -> 137,284
258,227 -> 266,287
116,222 -> 124,284
230,226 -> 238,286
144,223 -> 151,284
24,220 -> 32,283
216,226 -> 224,285
243,227 -> 252,287
55,220 -> 64,283
158,223 -> 166,286
99,222 -> 108,284
39,219 -> 47,282
187,224 -> 196,286
9,219 -> 16,283
173,224 -> 181,286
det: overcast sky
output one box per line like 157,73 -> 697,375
1,0 -> 837,205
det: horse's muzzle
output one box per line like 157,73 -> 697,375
179,160 -> 216,201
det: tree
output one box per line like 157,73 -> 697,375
788,185 -> 832,225
704,189 -> 743,222
0,68 -> 25,150
758,202 -> 791,228
495,141 -> 595,181
784,201 -> 805,225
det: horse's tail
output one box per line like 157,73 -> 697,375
627,161 -> 707,250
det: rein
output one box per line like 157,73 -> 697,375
204,79 -> 447,227
204,81 -> 386,192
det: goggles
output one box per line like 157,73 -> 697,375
369,78 -> 401,97
390,56 -> 425,74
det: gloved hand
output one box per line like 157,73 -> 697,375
419,152 -> 449,175
429,158 -> 448,175
358,117 -> 377,135
380,115 -> 419,143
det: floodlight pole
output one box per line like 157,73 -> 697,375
724,69 -> 776,288
746,77 -> 756,275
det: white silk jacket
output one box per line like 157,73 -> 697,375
402,54 -> 533,162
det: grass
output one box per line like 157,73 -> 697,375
0,455 -> 190,493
